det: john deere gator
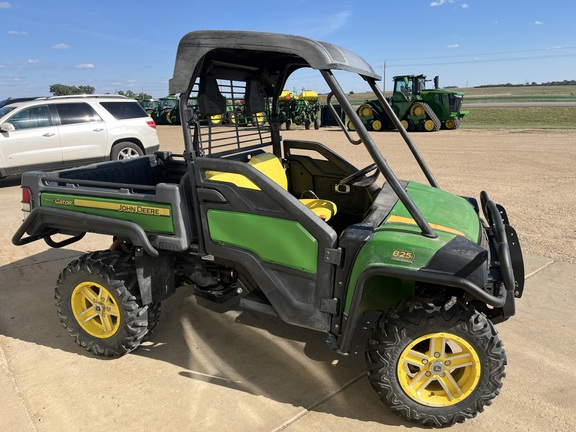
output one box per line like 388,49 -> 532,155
13,30 -> 523,427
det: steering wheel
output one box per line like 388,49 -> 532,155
338,163 -> 379,187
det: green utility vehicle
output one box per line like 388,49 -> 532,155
13,31 -> 524,427
352,74 -> 468,132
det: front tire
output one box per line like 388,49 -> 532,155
55,250 -> 151,357
366,302 -> 506,427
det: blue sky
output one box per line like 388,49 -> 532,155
1,0 -> 575,98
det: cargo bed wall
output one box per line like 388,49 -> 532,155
55,153 -> 187,187
16,153 -> 194,255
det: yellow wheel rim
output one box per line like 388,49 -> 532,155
445,119 -> 455,129
401,120 -> 409,130
211,114 -> 222,124
359,105 -> 372,117
424,119 -> 436,131
410,104 -> 425,117
397,332 -> 481,407
256,112 -> 264,123
372,119 -> 382,131
347,120 -> 355,131
71,282 -> 120,338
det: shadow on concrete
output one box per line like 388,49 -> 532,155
0,249 -> 413,428
0,175 -> 21,188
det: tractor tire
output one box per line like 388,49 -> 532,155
423,119 -> 436,132
111,142 -> 143,160
410,102 -> 441,132
366,301 -> 506,427
55,250 -> 153,357
211,114 -> 222,125
410,103 -> 426,117
314,118 -> 320,130
358,104 -> 373,118
347,120 -> 355,131
254,112 -> 266,126
285,119 -> 292,130
444,117 -> 461,130
305,120 -> 311,130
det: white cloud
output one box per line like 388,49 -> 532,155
461,2 -> 469,8
447,43 -> 460,49
0,2 -> 13,9
8,30 -> 27,35
315,10 -> 351,37
431,0 -> 453,6
532,20 -> 544,25
75,63 -> 95,69
52,43 -> 70,49
27,59 -> 39,64
293,10 -> 351,39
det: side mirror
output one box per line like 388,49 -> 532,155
0,123 -> 15,132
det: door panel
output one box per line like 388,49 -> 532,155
193,156 -> 337,331
54,102 -> 108,162
0,104 -> 62,171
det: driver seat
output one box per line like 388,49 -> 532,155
208,153 -> 337,221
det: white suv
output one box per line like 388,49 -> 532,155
0,95 -> 160,178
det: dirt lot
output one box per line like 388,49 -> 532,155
156,125 -> 576,264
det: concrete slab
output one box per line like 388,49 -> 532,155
1,173 -> 574,431
2,249 -> 574,431
279,259 -> 576,432
0,254 -> 367,431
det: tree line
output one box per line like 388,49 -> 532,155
49,84 -> 151,100
475,80 -> 576,88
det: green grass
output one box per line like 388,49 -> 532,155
459,85 -> 576,104
460,107 -> 576,129
344,85 -> 576,105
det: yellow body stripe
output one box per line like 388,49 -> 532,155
386,215 -> 465,237
73,199 -> 171,217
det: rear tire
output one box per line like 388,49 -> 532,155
366,302 -> 506,427
111,142 -> 143,160
55,250 -> 151,357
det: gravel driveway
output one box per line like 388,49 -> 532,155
156,126 -> 576,264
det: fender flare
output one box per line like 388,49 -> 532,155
333,265 -> 507,355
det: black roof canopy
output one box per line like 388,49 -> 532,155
169,30 -> 380,95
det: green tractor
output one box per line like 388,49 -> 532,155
150,96 -> 179,125
279,89 -> 321,130
136,98 -> 159,116
223,99 -> 267,127
352,74 -> 468,132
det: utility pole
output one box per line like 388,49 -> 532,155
382,61 -> 387,94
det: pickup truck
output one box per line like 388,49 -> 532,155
12,30 -> 524,427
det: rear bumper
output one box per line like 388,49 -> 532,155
145,144 -> 161,155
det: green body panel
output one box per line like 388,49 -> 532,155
343,181 -> 481,314
40,193 -> 174,234
388,182 -> 481,242
207,210 -> 318,273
